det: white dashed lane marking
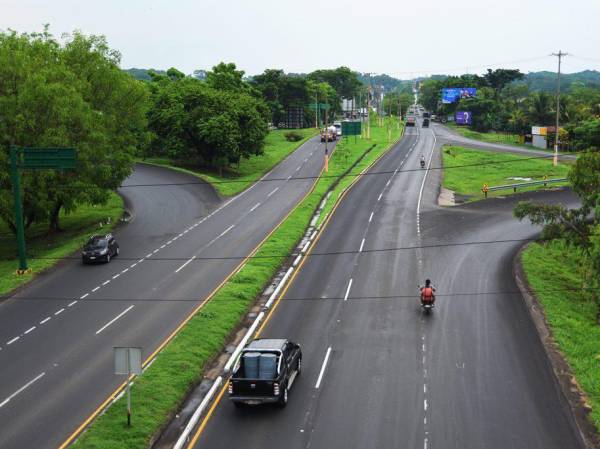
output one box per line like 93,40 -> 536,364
40,317 -> 51,325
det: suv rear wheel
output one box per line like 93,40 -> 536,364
277,387 -> 288,408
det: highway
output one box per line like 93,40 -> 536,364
0,135 -> 328,449
192,124 -> 585,449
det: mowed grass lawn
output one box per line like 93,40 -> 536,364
143,128 -> 318,197
448,123 -> 523,146
442,145 -> 571,200
522,241 -> 600,431
0,192 -> 123,295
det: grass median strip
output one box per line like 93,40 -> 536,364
0,192 -> 123,296
522,241 -> 600,431
140,128 -> 317,197
70,121 -> 402,449
442,145 -> 571,201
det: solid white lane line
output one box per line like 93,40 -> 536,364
92,286 -> 100,293
267,187 -> 279,197
359,238 -> 365,253
175,256 -> 196,273
417,132 -> 437,218
95,305 -> 134,335
7,337 -> 19,345
55,308 -> 64,316
80,293 -> 89,300
219,224 -> 235,238
369,212 -> 374,222
249,202 -> 261,212
102,280 -> 110,286
0,372 -> 46,409
40,317 -> 51,324
24,326 -> 36,335
315,347 -> 332,389
68,301 -> 77,307
344,279 -> 353,301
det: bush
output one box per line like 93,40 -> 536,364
284,131 -> 303,142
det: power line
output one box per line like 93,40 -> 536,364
1,287 -> 586,303
5,237 -> 538,262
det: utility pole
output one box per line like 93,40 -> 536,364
315,93 -> 318,128
551,50 -> 569,166
324,92 -> 329,172
367,74 -> 371,139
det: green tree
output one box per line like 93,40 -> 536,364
514,151 -> 600,318
0,28 -> 149,232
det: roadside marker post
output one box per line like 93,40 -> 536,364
9,145 -> 76,273
114,347 -> 142,427
482,183 -> 489,198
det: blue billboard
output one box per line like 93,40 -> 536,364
442,88 -> 477,104
455,111 -> 472,125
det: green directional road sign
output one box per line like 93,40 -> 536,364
342,121 -> 362,136
9,145 -> 77,273
20,147 -> 76,169
307,103 -> 330,110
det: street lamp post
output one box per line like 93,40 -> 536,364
551,50 -> 568,166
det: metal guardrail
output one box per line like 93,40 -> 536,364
482,178 -> 567,197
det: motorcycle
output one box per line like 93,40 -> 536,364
420,159 -> 425,169
419,286 -> 435,314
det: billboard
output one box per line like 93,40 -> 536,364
455,111 -> 472,125
442,88 -> 477,104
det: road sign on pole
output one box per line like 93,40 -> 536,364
114,347 -> 142,427
9,146 -> 76,273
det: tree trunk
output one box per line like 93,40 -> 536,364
49,201 -> 63,233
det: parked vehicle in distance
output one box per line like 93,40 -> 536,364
422,118 -> 430,127
333,121 -> 342,136
406,116 -> 416,127
82,234 -> 119,263
228,338 -> 302,407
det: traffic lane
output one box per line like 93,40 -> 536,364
0,135 -> 328,446
418,192 -> 583,449
0,163 -> 221,342
431,123 -> 576,160
194,132 -> 423,448
0,136 -> 324,354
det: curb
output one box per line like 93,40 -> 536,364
514,244 -> 599,449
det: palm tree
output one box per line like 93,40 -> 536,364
526,92 -> 554,125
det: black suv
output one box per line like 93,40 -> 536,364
228,338 -> 302,407
82,234 -> 119,264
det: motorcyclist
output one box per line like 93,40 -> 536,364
420,279 -> 436,305
420,154 -> 425,168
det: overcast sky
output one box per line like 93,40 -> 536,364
2,0 -> 599,78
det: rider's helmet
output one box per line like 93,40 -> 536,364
425,279 -> 431,286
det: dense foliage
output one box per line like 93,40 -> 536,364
0,28 -> 149,233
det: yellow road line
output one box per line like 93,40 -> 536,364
59,162 -> 324,449
185,129 -> 405,449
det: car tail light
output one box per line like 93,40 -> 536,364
273,383 -> 280,396
228,381 -> 233,394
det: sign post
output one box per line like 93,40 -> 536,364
114,347 -> 143,427
9,146 -> 76,273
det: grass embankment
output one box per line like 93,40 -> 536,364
447,123 -> 525,147
71,120 -> 400,449
142,128 -> 317,197
442,145 -> 571,201
522,241 -> 600,430
0,193 -> 123,296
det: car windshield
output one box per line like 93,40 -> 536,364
86,238 -> 107,249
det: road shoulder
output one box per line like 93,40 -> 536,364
514,244 -> 599,449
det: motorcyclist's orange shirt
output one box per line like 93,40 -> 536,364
422,287 -> 434,298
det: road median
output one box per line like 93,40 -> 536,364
66,119 -> 403,449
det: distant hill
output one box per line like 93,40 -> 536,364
358,70 -> 600,92
124,68 -> 167,81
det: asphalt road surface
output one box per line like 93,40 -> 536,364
193,124 -> 585,449
0,135 -> 329,449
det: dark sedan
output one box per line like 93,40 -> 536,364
82,234 -> 119,263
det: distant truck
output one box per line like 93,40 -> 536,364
228,338 -> 302,407
406,116 -> 416,127
320,126 -> 337,142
